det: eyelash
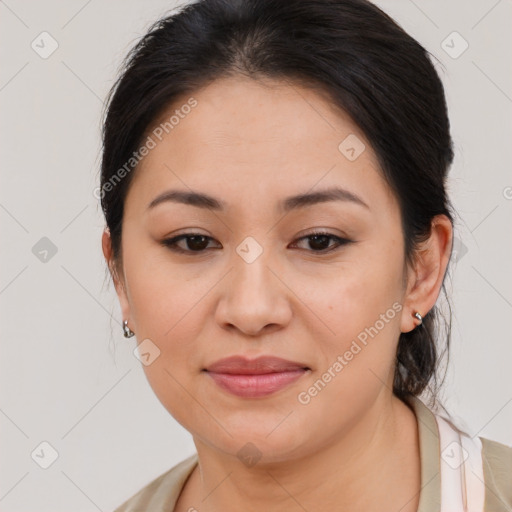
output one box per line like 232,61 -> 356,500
161,231 -> 353,255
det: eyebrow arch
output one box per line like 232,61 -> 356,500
147,189 -> 225,211
281,187 -> 369,212
146,186 -> 369,212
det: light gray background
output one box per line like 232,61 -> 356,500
1,0 -> 511,510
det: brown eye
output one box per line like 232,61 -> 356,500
291,232 -> 352,253
162,234 -> 219,253
162,231 -> 352,255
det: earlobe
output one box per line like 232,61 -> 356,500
400,215 -> 453,333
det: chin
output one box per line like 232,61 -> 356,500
204,416 -> 309,462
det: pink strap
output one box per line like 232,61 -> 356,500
435,414 -> 485,512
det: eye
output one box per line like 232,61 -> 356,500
290,231 -> 353,253
161,231 -> 353,255
161,234 -> 220,254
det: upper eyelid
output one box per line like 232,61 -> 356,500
163,231 -> 351,252
165,231 -> 346,243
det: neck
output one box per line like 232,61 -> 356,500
179,393 -> 420,512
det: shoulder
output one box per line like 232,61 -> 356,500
113,453 -> 198,512
479,436 -> 512,510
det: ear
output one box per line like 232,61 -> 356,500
102,228 -> 132,328
400,214 -> 453,333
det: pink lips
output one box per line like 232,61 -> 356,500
204,355 -> 309,398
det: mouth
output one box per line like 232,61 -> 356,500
203,355 -> 311,398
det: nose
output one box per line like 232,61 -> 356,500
214,246 -> 292,337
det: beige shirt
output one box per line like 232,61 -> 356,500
113,395 -> 512,511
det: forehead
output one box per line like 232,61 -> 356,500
126,76 -> 396,216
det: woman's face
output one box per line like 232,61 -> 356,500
106,76 -> 422,462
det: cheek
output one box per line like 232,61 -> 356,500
123,239 -> 207,338
295,273 -> 403,436
305,248 -> 404,406
127,271 -> 211,430
318,256 -> 403,343
122,249 -> 212,396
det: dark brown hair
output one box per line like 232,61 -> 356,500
99,0 -> 455,408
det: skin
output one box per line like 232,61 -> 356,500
102,75 -> 452,512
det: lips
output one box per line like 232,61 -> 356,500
204,355 -> 310,374
203,355 -> 310,398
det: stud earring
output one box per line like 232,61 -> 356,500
123,320 -> 135,338
413,311 -> 423,326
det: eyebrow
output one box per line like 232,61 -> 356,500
146,186 -> 369,212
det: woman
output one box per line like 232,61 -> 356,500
99,0 -> 512,510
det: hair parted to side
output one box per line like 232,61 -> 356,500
99,0 -> 456,410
